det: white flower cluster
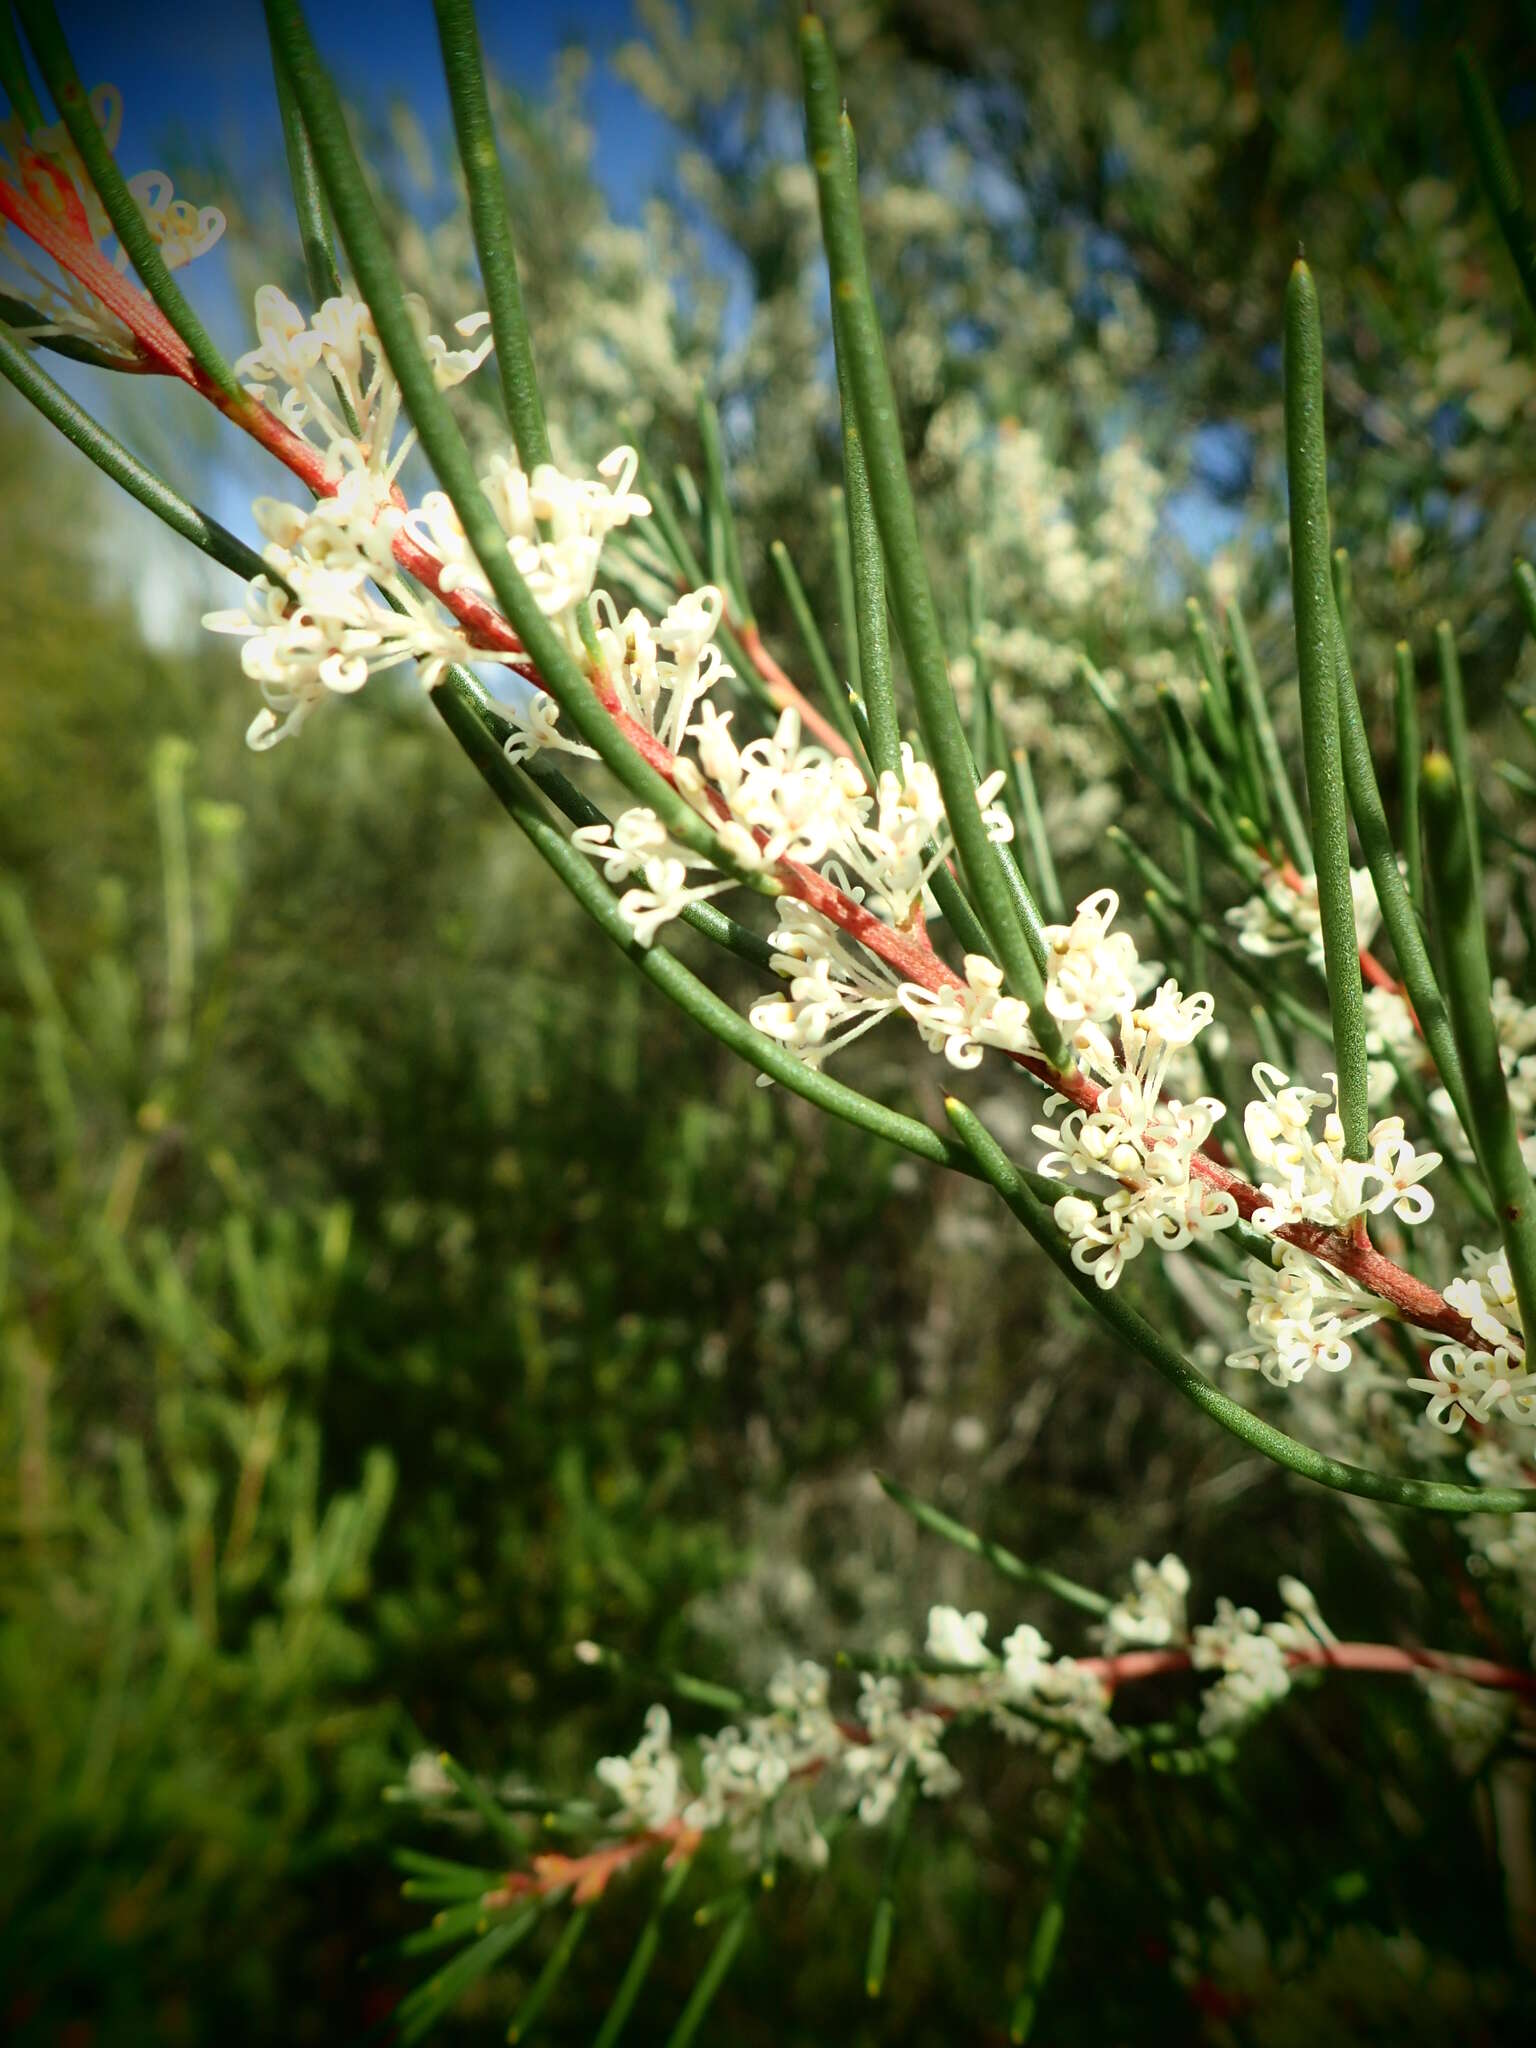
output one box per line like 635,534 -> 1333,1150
592,1653 -> 962,1870
1227,861 -> 1381,970
237,286 -> 490,486
1226,1244 -> 1383,1388
203,477 -> 486,748
1037,933 -> 1238,1289
1190,1576 -> 1335,1739
1243,1062 -> 1440,1232
1,85 -> 225,363
749,901 -> 903,1073
1094,1553 -> 1190,1649
571,807 -> 733,948
1407,1246 -> 1535,1434
988,1621 -> 1126,1773
410,443 -> 651,656
203,290 -> 508,747
922,1606 -> 1124,1776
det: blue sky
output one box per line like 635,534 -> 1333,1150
27,2 -> 666,222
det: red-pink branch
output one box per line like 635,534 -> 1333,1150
1080,1639 -> 1536,1697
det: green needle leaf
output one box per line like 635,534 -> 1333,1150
1333,610 -> 1475,1152
662,1901 -> 751,2048
1225,595 -> 1311,871
865,1766 -> 918,1998
1009,1767 -> 1091,2044
1393,642 -> 1424,916
433,0 -> 551,470
1455,45 -> 1536,321
591,1855 -> 693,2048
800,16 -> 1061,1062
1421,751 -> 1536,1348
1435,620 -> 1481,898
696,389 -> 754,630
770,537 -> 866,761
1283,258 -> 1369,1159
875,1474 -> 1110,1615
507,1906 -> 590,2043
267,25 -> 342,307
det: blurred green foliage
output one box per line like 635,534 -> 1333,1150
0,409 -> 932,2041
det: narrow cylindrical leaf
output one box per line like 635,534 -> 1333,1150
1009,1767 -> 1091,2044
865,1768 -> 918,1998
1421,751 -> 1536,1347
876,1475 -> 1106,1616
828,486 -> 861,700
1283,259 -> 1369,1160
831,119 -> 900,779
0,9 -> 45,127
268,28 -> 342,306
1225,596 -> 1311,870
591,1856 -> 693,2048
507,1906 -> 590,2043
1394,642 -> 1424,916
696,390 -> 753,628
1455,45 -> 1536,319
662,1902 -> 751,2048
1435,620 -> 1481,898
433,0 -> 551,469
1333,617 -> 1475,1151
799,18 -> 1061,1060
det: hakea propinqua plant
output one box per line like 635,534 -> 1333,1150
6,0 -> 1536,2036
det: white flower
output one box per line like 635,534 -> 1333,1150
898,952 -> 1039,1069
925,1605 -> 991,1668
1241,1063 -> 1439,1232
749,900 -> 902,1072
571,808 -> 731,947
237,287 -> 490,487
408,443 -> 650,653
1190,1579 -> 1333,1738
202,473 -> 495,748
1226,862 -> 1380,970
1407,1340 -> 1534,1434
1035,979 -> 1236,1288
1041,889 -> 1142,1032
1190,1598 -> 1293,1738
842,1674 -> 961,1823
1225,1245 -> 1383,1387
595,1704 -> 685,1831
995,1625 -> 1124,1774
1097,1554 -> 1190,1650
